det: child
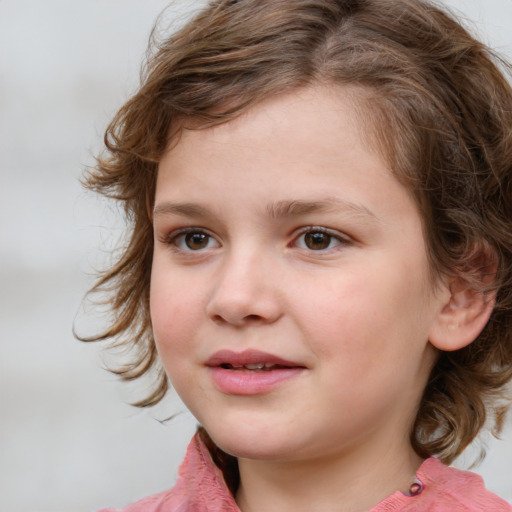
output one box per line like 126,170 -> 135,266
83,0 -> 512,510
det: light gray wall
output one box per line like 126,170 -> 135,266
1,1 -> 510,511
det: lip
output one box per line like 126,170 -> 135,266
206,349 -> 306,396
206,349 -> 303,368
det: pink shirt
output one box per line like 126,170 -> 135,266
98,434 -> 511,512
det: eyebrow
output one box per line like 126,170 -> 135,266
153,198 -> 379,224
153,202 -> 209,218
265,198 -> 378,222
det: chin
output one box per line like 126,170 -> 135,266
204,423 -> 298,461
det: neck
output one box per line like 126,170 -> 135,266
235,435 -> 424,512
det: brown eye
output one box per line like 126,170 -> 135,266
185,232 -> 209,250
304,231 -> 332,250
171,230 -> 219,251
294,228 -> 345,251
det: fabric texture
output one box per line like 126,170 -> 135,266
98,433 -> 511,512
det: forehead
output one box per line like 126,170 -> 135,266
164,85 -> 384,173
156,85 -> 421,234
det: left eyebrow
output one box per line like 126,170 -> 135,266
265,198 -> 379,224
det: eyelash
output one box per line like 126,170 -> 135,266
164,226 -> 351,253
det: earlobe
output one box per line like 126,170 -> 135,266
429,278 -> 495,352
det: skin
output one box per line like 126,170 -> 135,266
150,85 -> 454,512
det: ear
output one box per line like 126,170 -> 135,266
428,278 -> 495,352
429,247 -> 497,352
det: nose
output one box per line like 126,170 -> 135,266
206,249 -> 283,327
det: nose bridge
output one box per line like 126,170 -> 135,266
206,243 -> 281,326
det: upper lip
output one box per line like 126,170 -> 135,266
205,349 -> 305,368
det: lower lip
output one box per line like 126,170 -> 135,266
209,367 -> 304,395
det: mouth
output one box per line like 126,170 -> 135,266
219,362 -> 296,372
206,349 -> 305,370
206,350 -> 306,395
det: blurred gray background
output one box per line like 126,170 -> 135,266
1,1 -> 511,511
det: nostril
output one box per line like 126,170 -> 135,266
211,314 -> 226,325
245,314 -> 263,322
211,313 -> 263,325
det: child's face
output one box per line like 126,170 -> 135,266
151,86 -> 445,463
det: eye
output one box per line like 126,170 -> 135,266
170,229 -> 220,251
294,228 -> 346,251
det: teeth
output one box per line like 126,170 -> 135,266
223,362 -> 281,371
245,363 -> 265,370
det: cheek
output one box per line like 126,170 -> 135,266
302,265 -> 429,365
149,263 -> 200,358
150,281 -> 202,401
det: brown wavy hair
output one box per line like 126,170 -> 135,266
81,0 -> 512,466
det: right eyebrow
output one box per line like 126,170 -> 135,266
153,202 -> 210,219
